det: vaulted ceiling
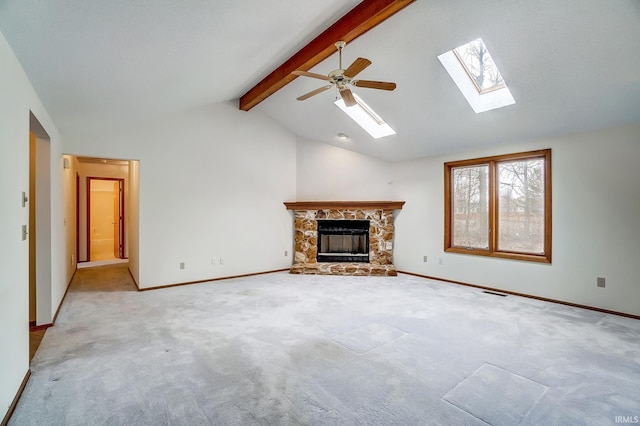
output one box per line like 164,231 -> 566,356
1,0 -> 639,161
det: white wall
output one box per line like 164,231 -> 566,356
391,123 -> 640,316
296,138 -> 393,201
0,29 -> 68,420
63,102 -> 297,288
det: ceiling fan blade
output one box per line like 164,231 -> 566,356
340,88 -> 357,107
343,57 -> 372,78
352,80 -> 397,91
296,85 -> 332,101
291,70 -> 330,81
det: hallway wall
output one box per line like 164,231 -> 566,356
127,161 -> 140,284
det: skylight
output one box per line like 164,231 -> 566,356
454,38 -> 505,93
438,38 -> 515,113
334,94 -> 396,139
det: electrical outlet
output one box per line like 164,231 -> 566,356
438,258 -> 443,265
219,257 -> 224,265
284,250 -> 288,257
423,255 -> 428,262
597,277 -> 605,288
71,254 -> 75,266
211,257 -> 217,265
180,262 -> 185,270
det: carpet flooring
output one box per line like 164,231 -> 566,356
29,329 -> 46,362
9,264 -> 640,425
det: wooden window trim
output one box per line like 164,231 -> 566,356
444,149 -> 552,263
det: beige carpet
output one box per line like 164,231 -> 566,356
10,264 -> 640,425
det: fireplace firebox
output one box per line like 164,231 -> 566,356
317,220 -> 369,263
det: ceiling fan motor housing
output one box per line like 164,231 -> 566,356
329,69 -> 350,87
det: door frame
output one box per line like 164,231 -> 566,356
29,112 -> 52,326
75,172 -> 80,265
86,177 -> 125,261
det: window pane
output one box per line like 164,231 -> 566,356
452,165 -> 489,249
497,159 -> 545,253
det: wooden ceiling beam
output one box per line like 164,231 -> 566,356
238,0 -> 416,111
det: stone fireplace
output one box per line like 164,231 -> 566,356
284,201 -> 405,276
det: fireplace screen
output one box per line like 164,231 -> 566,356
317,220 -> 369,263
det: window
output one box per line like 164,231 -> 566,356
445,149 -> 551,263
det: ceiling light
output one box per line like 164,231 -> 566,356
336,132 -> 350,141
334,94 -> 396,139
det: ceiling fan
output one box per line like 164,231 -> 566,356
291,41 -> 396,107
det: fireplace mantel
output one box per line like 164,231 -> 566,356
284,201 -> 405,210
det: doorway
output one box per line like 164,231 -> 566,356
87,178 -> 124,261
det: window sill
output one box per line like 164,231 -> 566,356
445,247 -> 551,263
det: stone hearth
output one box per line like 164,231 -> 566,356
284,201 -> 405,276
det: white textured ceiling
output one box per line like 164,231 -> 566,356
1,0 -> 639,161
